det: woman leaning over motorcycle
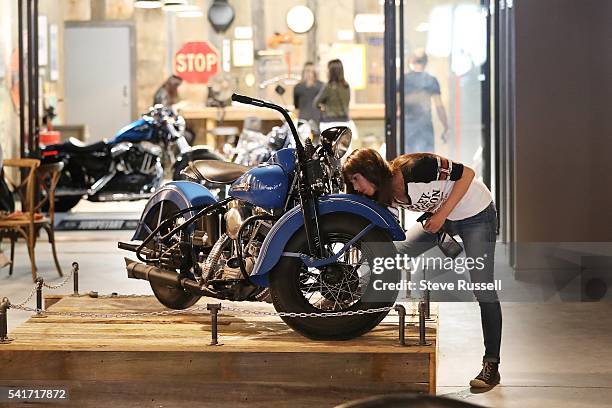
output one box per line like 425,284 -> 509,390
342,148 -> 502,389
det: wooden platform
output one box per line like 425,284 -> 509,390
0,296 -> 438,407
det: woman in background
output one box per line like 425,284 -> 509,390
313,59 -> 357,144
293,62 -> 323,136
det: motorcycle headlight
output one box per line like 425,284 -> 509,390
333,130 -> 352,159
320,126 -> 352,159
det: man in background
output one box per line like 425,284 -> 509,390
404,49 -> 449,153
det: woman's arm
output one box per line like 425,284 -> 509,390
424,164 -> 475,233
312,85 -> 328,110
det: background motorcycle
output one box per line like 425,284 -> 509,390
228,119 -> 311,166
120,94 -> 405,340
42,105 -> 221,212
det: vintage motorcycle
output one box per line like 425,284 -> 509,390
119,94 -> 405,340
41,105 -> 222,212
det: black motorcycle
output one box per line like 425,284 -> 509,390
41,105 -> 222,212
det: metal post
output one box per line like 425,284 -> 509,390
18,0 -> 26,158
424,288 -> 431,319
418,301 -> 430,346
207,303 -> 222,346
72,262 -> 79,296
26,0 -> 34,155
423,266 -> 431,319
394,305 -> 406,346
33,277 -> 46,318
0,298 -> 13,344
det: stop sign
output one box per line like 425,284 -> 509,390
174,41 -> 219,84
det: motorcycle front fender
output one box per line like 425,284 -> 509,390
249,194 -> 405,287
132,181 -> 217,240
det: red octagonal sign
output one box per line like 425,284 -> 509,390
174,41 -> 219,84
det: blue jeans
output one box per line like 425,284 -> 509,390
395,202 -> 502,363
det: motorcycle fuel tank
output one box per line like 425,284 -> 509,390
229,163 -> 288,209
112,118 -> 154,143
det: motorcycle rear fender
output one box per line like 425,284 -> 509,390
249,194 -> 405,287
132,181 -> 217,240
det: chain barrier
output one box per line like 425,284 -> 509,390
10,286 -> 37,308
2,261 -> 430,346
8,301 -> 403,319
42,267 -> 74,290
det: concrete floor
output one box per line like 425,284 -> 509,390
1,202 -> 611,407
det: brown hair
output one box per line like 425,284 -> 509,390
390,153 -> 432,173
327,59 -> 349,88
342,148 -> 393,206
164,75 -> 183,105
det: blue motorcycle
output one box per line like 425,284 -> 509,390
119,94 -> 405,340
41,105 -> 222,212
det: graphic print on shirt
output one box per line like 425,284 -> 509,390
411,189 -> 448,212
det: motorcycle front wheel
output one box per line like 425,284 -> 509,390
269,214 -> 399,340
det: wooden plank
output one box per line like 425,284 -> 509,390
0,380 -> 430,408
1,296 -> 438,403
9,296 -> 437,354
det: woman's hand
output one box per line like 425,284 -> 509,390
424,211 -> 447,233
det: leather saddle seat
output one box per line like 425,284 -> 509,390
183,160 -> 250,184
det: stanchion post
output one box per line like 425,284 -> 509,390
33,277 -> 46,318
423,266 -> 431,319
0,298 -> 12,344
394,304 -> 407,346
207,303 -> 222,346
418,301 -> 430,346
424,285 -> 431,319
72,262 -> 79,296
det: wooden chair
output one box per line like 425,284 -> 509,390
0,159 -> 64,281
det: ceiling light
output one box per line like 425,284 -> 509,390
134,0 -> 163,9
163,0 -> 191,12
177,5 -> 203,18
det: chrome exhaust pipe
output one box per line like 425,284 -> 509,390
124,258 -> 204,295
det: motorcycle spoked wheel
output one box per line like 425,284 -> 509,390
145,200 -> 201,310
269,214 -> 399,340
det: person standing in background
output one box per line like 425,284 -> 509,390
404,49 -> 449,153
313,59 -> 351,132
293,62 -> 323,136
153,75 -> 183,108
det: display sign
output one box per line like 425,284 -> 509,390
174,41 -> 219,84
319,43 -> 367,90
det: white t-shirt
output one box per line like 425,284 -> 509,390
394,154 -> 493,220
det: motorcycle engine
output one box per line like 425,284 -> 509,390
113,142 -> 162,175
197,205 -> 272,300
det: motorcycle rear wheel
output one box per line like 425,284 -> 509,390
54,195 -> 82,212
269,214 -> 399,340
150,278 -> 200,310
145,200 -> 201,310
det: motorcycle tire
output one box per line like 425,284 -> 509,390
145,200 -> 201,310
150,277 -> 201,310
269,213 -> 400,340
54,195 -> 82,212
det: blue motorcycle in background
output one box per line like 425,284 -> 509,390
120,94 -> 405,340
41,105 -> 222,212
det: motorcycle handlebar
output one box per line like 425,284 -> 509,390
231,93 -> 305,158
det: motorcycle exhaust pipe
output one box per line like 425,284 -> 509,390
124,258 -> 204,295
